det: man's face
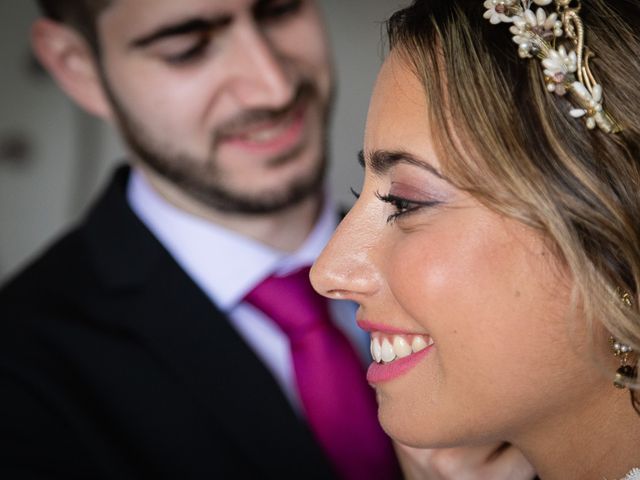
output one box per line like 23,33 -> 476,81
95,0 -> 333,213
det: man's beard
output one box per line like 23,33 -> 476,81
102,78 -> 330,215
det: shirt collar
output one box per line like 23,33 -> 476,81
127,168 -> 339,311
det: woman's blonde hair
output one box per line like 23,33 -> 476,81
387,0 -> 640,409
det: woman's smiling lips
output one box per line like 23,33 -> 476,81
357,320 -> 435,384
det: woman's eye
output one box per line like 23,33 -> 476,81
376,192 -> 441,224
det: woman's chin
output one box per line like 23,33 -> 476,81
378,408 -> 436,448
377,402 -> 471,450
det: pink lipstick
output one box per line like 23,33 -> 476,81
366,348 -> 431,384
357,319 -> 434,384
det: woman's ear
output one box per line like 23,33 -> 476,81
30,18 -> 113,120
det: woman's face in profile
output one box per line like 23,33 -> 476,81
311,51 -> 607,448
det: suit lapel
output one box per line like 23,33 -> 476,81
80,166 -> 335,477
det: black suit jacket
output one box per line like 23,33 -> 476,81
0,166 -> 338,479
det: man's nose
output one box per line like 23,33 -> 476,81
225,23 -> 296,109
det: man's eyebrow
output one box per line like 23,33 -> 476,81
359,149 -> 445,180
129,15 -> 232,48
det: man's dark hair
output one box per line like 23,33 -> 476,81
35,0 -> 112,53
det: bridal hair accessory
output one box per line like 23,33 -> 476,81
619,467 -> 640,480
610,290 -> 637,389
483,0 -> 621,133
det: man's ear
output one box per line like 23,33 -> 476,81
31,18 -> 113,120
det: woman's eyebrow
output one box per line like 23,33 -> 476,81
359,149 -> 445,179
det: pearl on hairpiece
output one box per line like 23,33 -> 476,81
483,0 -> 620,133
483,0 -> 517,24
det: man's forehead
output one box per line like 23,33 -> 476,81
99,0 -> 257,36
102,0 -> 260,22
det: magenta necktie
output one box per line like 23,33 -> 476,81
244,266 -> 398,480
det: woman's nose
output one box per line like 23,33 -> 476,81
310,197 -> 382,303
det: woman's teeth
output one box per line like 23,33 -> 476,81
370,334 -> 434,364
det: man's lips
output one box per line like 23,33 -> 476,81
219,100 -> 304,140
217,102 -> 307,154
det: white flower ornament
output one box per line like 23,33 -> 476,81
620,468 -> 640,480
542,46 -> 577,95
483,0 -> 553,25
483,0 -> 620,133
510,8 -> 563,58
483,0 -> 517,24
570,82 -> 604,130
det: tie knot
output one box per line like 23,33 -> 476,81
244,267 -> 331,340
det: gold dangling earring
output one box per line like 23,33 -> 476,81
610,290 -> 637,389
610,336 -> 637,389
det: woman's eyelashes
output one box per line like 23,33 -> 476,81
376,191 -> 442,224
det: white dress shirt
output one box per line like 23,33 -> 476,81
127,168 -> 365,411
